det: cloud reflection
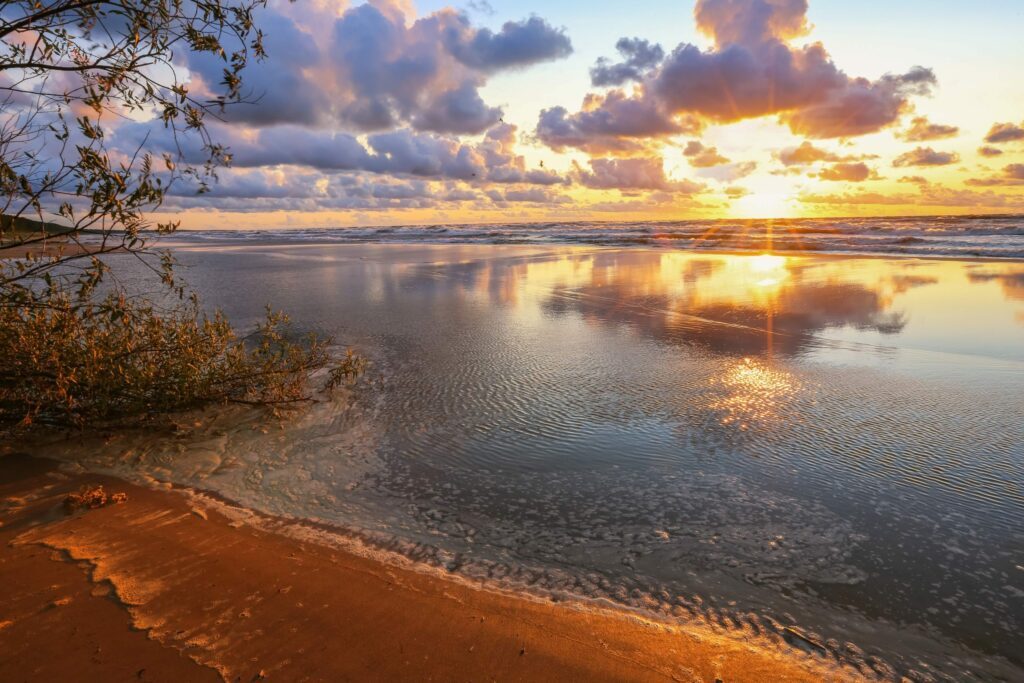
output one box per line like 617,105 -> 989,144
535,251 -> 917,356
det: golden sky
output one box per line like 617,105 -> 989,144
142,0 -> 1024,228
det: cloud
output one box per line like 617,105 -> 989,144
446,15 -> 573,71
410,82 -> 503,135
683,141 -> 731,167
162,170 -> 473,213
96,1 -> 580,215
965,163 -> 1024,187
775,140 -> 867,166
539,0 -> 935,152
590,38 -> 665,86
799,185 -> 1024,209
161,165 -> 577,214
781,67 -> 935,138
892,146 -> 960,167
983,122 -> 1024,144
814,162 -> 877,182
186,2 -> 571,136
694,160 -> 758,182
978,146 -> 1004,157
897,116 -> 959,142
573,157 -> 703,192
476,123 -> 567,185
536,91 -> 697,154
487,187 -> 572,204
898,175 -> 929,185
117,119 -> 564,188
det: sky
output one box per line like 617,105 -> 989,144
139,0 -> 1024,227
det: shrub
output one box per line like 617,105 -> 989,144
0,272 -> 364,430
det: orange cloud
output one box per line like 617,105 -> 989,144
775,141 -> 873,166
814,162 -> 878,182
965,164 -> 1024,187
892,147 -> 960,167
897,116 -> 959,142
684,141 -> 731,167
984,122 -> 1024,144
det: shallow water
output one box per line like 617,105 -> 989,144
28,243 -> 1024,680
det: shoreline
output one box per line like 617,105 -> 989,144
0,454 -> 862,682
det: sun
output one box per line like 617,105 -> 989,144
749,253 -> 788,272
730,192 -> 799,219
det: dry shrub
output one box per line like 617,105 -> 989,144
0,278 -> 365,430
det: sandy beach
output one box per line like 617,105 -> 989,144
0,454 -> 851,682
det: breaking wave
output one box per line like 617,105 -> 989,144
170,214 -> 1024,259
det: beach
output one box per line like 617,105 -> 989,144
1,454 -> 846,682
4,239 -> 1023,680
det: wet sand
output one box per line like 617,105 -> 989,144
0,454 -> 856,682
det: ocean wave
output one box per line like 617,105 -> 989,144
169,215 -> 1024,259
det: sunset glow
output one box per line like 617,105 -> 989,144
115,0 -> 1024,230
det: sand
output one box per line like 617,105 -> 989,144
0,454 -> 860,682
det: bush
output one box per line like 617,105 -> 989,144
0,278 -> 364,430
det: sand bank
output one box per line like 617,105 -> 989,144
0,454 -> 860,682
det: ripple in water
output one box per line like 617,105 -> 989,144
24,243 -> 1024,681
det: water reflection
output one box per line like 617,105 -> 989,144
967,266 -> 1024,301
711,357 -> 798,430
385,250 -> 1024,363
38,242 -> 1024,680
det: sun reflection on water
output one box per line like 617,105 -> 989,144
711,357 -> 798,430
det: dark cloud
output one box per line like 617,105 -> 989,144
892,146 -> 960,167
186,9 -> 328,127
897,116 -> 959,142
117,119 -> 563,188
446,15 -> 573,71
983,122 -> 1024,144
536,92 -> 697,154
162,171 -> 465,213
410,83 -> 503,135
590,38 -> 665,86
978,146 -> 1004,157
187,2 -> 571,136
573,157 -> 703,192
782,67 -> 936,139
538,0 -> 936,152
161,165 -> 575,214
